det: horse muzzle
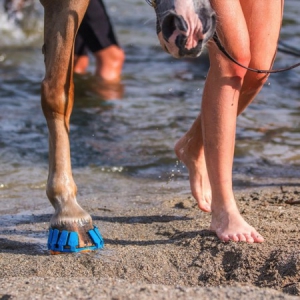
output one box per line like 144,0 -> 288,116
154,2 -> 216,58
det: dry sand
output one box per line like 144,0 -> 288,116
1,178 -> 300,299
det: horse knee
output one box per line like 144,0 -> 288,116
41,78 -> 73,119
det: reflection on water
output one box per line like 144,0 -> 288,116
74,74 -> 125,102
1,0 -> 300,206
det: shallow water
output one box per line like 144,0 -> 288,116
1,0 -> 300,212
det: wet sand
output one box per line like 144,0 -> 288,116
1,177 -> 300,299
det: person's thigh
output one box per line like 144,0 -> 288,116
240,0 -> 284,68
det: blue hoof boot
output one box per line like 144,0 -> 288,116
47,226 -> 104,253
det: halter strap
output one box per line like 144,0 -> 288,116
213,33 -> 300,74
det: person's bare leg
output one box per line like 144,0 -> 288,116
204,0 -> 283,243
237,0 -> 284,114
175,0 -> 283,219
94,45 -> 125,82
74,54 -> 89,74
175,0 -> 249,214
201,41 -> 262,243
73,45 -> 124,82
203,58 -> 264,243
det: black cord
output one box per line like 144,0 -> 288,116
213,33 -> 300,74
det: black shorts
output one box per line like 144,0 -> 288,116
74,0 -> 119,56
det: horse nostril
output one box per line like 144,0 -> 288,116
175,34 -> 188,50
177,39 -> 203,58
161,13 -> 188,42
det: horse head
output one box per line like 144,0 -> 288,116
148,0 -> 216,58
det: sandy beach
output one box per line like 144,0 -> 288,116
1,177 -> 300,299
0,0 -> 300,298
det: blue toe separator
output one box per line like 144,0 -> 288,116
47,226 -> 104,253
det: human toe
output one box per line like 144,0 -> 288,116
218,232 -> 230,242
251,232 -> 264,243
243,233 -> 254,243
197,201 -> 211,213
228,234 -> 239,242
237,233 -> 247,242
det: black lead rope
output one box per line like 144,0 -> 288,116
213,33 -> 300,74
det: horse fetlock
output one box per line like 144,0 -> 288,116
47,186 -> 77,207
49,195 -> 90,219
46,180 -> 77,194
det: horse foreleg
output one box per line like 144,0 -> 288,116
40,0 -> 103,253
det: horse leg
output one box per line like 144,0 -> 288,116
40,0 -> 103,253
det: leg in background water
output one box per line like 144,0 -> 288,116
93,45 -> 125,82
74,56 -> 89,74
74,44 -> 124,83
73,0 -> 125,82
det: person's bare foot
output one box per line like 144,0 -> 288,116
210,201 -> 264,243
174,131 -> 212,212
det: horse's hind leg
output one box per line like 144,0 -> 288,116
40,0 -> 103,253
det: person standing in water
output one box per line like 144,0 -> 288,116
74,0 -> 125,83
4,0 -> 125,81
175,0 -> 284,243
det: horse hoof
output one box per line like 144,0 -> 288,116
47,225 -> 104,254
